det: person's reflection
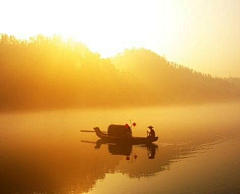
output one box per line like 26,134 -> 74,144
147,143 -> 156,159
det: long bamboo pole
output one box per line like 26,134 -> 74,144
80,130 -> 95,132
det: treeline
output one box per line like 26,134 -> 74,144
111,49 -> 240,104
0,34 -> 239,111
0,34 -> 141,110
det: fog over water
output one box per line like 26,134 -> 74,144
0,102 -> 240,193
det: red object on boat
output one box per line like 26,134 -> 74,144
125,124 -> 130,129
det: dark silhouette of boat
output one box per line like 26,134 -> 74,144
94,139 -> 158,158
93,127 -> 158,144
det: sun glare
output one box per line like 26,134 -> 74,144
1,1 -> 240,193
2,0 -> 180,58
1,0 -> 240,76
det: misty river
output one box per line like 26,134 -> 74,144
0,102 -> 240,194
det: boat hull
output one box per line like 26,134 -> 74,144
100,136 -> 158,144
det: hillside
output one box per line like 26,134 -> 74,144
111,49 -> 240,104
0,34 -> 239,111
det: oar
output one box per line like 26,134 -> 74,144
80,130 -> 107,133
81,140 -> 96,144
80,130 -> 95,132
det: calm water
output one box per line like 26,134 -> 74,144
0,103 -> 240,194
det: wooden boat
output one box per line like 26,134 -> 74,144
93,127 -> 158,144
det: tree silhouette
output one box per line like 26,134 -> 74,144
0,34 -> 239,111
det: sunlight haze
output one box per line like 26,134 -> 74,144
1,1 -> 240,193
1,0 -> 240,77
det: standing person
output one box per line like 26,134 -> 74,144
125,124 -> 132,138
147,126 -> 155,138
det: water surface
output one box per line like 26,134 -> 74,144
0,103 -> 240,194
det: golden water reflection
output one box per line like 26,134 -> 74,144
0,103 -> 240,193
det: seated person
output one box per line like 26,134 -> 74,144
147,126 -> 155,138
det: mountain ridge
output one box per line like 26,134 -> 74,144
0,34 -> 239,111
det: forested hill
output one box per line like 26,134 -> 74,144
111,49 -> 240,104
0,34 -> 239,111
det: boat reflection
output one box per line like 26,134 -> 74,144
1,135 -> 214,194
83,139 -> 158,160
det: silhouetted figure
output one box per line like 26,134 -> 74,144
125,124 -> 132,138
147,126 -> 155,138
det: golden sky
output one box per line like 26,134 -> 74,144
1,0 -> 240,77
